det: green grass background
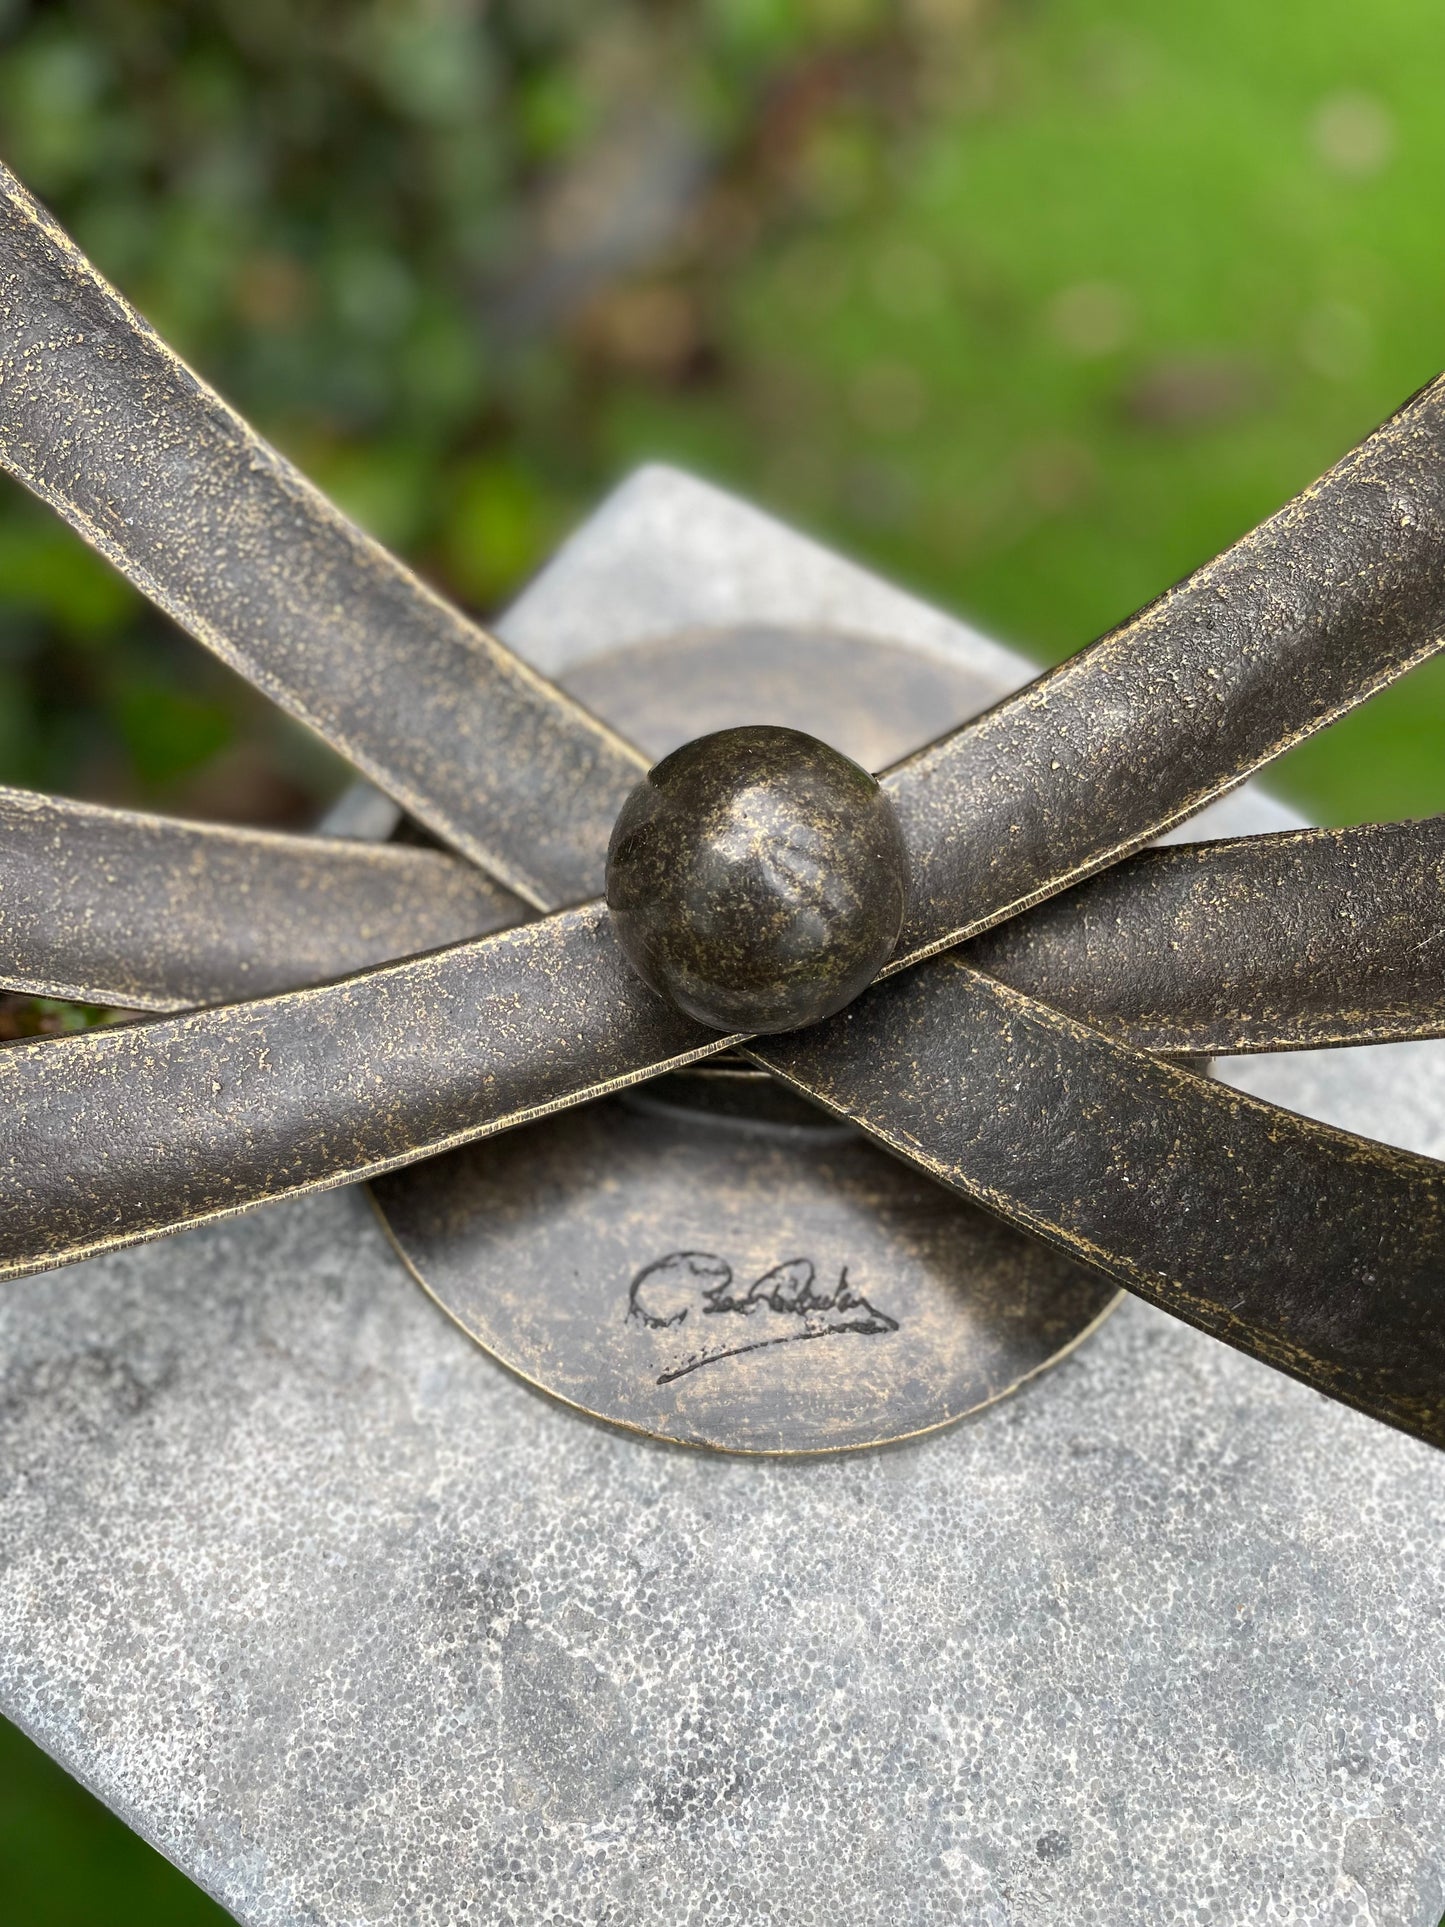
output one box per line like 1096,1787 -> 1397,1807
0,0 -> 1442,1919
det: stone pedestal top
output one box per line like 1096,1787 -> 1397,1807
2,468 -> 1442,1926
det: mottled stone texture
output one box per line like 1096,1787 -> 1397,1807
1,468 -> 1443,1925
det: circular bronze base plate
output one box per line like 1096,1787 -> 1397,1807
372,1085 -> 1119,1455
371,623 -> 1120,1454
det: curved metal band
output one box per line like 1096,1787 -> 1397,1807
0,166 -> 645,909
965,816 -> 1445,1054
4,795 -> 1440,1056
883,372 -> 1445,960
0,905 -> 722,1280
0,787 -> 522,1010
755,966 -> 1445,1449
3,909 -> 1442,1449
2,168 -> 1443,959
4,174 -> 1445,1449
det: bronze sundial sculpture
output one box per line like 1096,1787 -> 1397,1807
1,159 -> 1443,1456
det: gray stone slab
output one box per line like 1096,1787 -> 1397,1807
2,467 -> 1443,1926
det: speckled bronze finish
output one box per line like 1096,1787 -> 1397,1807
0,903 -> 720,1278
759,965 -> 1445,1444
0,165 -> 643,910
880,370 -> 1445,964
0,786 -> 522,1010
8,474 -> 1445,1927
8,776 -> 1440,1058
606,725 -> 908,1033
372,1091 -> 1118,1455
3,164 -> 1445,1454
964,814 -> 1445,1054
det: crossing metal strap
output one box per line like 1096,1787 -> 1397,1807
880,371 -> 1445,961
962,816 -> 1445,1055
0,166 -> 644,910
758,964 -> 1445,1448
6,798 -> 1441,1056
0,904 -> 718,1281
3,900 -> 1442,1449
4,170 -> 1445,1448
0,786 -> 521,1010
5,163 -> 1445,957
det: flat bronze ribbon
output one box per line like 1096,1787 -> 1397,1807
1,162 -> 1443,1445
2,787 -> 1440,1052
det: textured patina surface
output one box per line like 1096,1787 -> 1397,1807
1,470 -> 1442,1925
0,164 -> 644,909
374,1088 -> 1118,1454
0,786 -> 522,1011
6,781 -> 1438,1052
764,961 -> 1445,1444
0,899 -> 719,1279
2,165 -> 1445,1454
606,724 -> 909,1033
2,631 -> 1443,1446
381,634 -> 1120,1455
964,816 -> 1445,1054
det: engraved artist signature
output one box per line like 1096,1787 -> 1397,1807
626,1250 -> 898,1384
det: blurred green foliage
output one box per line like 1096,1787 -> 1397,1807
1,0 -> 1444,1917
